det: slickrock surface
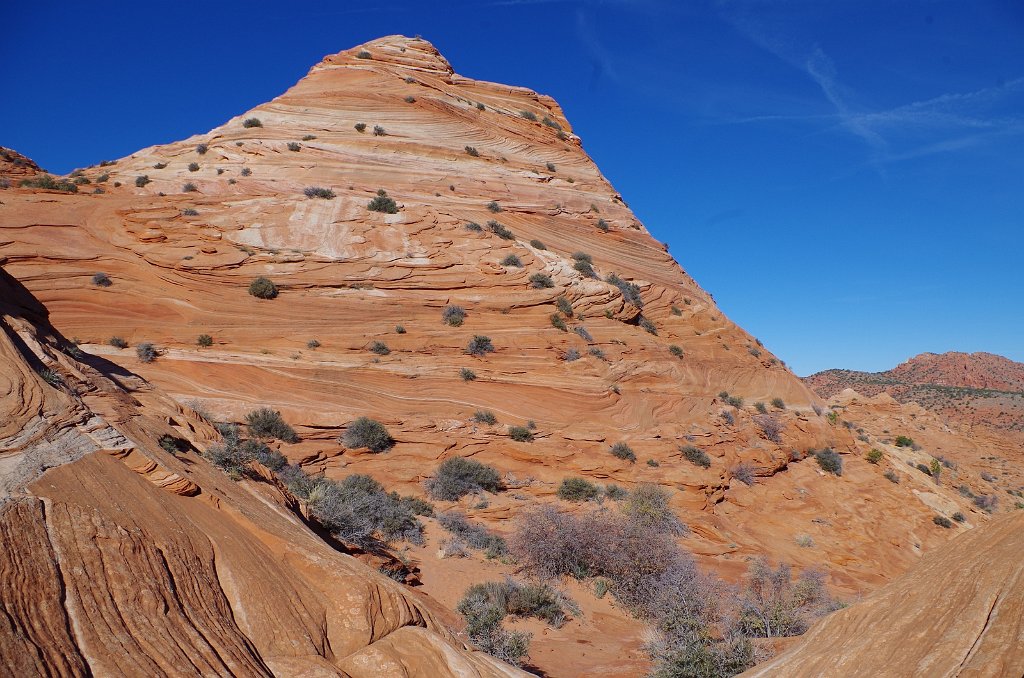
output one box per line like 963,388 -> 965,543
741,510 -> 1024,677
0,268 -> 522,677
3,35 -> 1024,676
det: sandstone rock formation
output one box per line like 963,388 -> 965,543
0,268 -> 522,676
2,35 -> 1023,677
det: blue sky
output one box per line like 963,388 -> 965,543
3,1 -> 1022,375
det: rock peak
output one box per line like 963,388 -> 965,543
314,34 -> 454,77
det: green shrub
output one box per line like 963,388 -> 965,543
669,345 -> 683,358
182,208 -> 199,216
530,272 -> 554,289
550,314 -> 567,331
188,162 -> 200,172
487,221 -> 515,240
248,277 -> 278,299
671,305 -> 682,315
465,221 -> 483,232
952,512 -> 966,522
356,50 -> 372,59
355,122 -> 367,132
460,367 -> 477,381
438,511 -> 507,557
303,473 -> 424,545
596,218 -> 609,232
241,167 -> 252,176
287,142 -> 301,151
755,401 -> 768,414
815,449 -> 843,476
555,297 -> 573,316
624,483 -> 686,535
604,484 -> 628,500
486,201 -> 502,213
573,259 -> 596,277
109,336 -> 128,349
303,186 -> 336,199
466,335 -> 494,356
465,146 -> 479,157
884,470 -> 900,483
197,334 -> 213,347
509,426 -> 533,442
610,442 -> 636,462
501,254 -> 523,267
473,410 -> 497,425
307,339 -> 321,349
183,182 -> 198,193
136,342 -> 157,363
519,110 -> 538,121
443,304 -> 466,326
426,457 -> 502,500
894,435 -> 914,448
373,125 -> 386,136
243,117 -> 262,128
771,397 -> 786,410
342,417 -> 393,452
638,317 -> 657,335
369,340 -> 390,355
606,274 -> 643,307
245,407 -> 299,442
135,175 -> 151,187
20,175 -> 78,193
558,477 -> 600,502
680,445 -> 711,468
866,449 -> 883,464
368,189 -> 399,213
933,515 -> 953,528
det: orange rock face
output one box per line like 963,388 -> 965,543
2,35 -> 1023,676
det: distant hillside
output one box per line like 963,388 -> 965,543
804,352 -> 1024,433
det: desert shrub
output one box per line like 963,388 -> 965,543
894,435 -> 914,448
20,175 -> 78,192
456,582 -> 533,667
356,50 -> 372,59
558,477 -> 601,502
725,394 -> 744,408
572,251 -> 593,263
933,515 -> 953,528
737,559 -> 836,638
529,272 -> 554,289
354,122 -> 367,132
303,186 -> 336,199
755,402 -> 768,414
394,325 -> 406,334
606,274 -> 643,307
754,415 -> 783,444
91,272 -> 112,287
546,162 -> 556,172
465,146 -> 479,156
182,208 -> 199,216
248,277 -> 278,299
241,167 -> 252,176
721,410 -> 735,425
597,218 -> 609,232
368,188 -> 399,213
486,200 -> 502,213
136,343 -> 157,363
442,304 -> 466,326
465,221 -> 482,232
952,512 -> 966,522
669,345 -> 684,358
38,369 -> 62,387
473,410 -> 497,425
670,305 -> 682,316
981,471 -> 995,482
307,339 -> 321,349
624,484 -> 686,535
732,462 -> 755,486
196,334 -> 213,347
884,470 -> 900,484
135,175 -> 151,187
554,297 -> 573,316
916,463 -> 932,476
438,511 -> 508,557
302,134 -> 317,141
604,484 -> 628,500
487,220 -> 515,240
183,182 -> 198,192
610,442 -> 636,462
108,336 -> 128,349
815,449 -> 843,476
529,239 -> 546,250
563,348 -> 581,362
188,162 -> 200,172
639,317 -> 658,335
460,367 -> 477,381
466,335 -> 494,356
866,449 -> 883,464
373,125 -> 386,136
245,407 -> 298,443
500,254 -> 522,267
680,445 -> 711,468
342,417 -> 393,453
307,473 -> 423,545
369,340 -> 390,356
795,534 -> 815,548
573,259 -> 596,277
242,117 -> 262,128
426,457 -> 502,500
287,142 -> 301,151
520,110 -> 538,121
771,397 -> 786,410
574,325 -> 593,341
509,426 -> 534,442
973,494 -> 998,512
550,314 -> 567,331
